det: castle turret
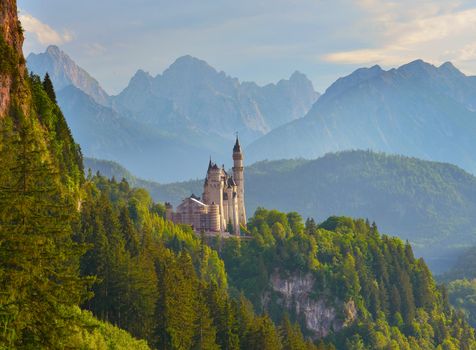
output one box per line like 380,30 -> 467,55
165,202 -> 174,221
206,162 -> 226,231
209,202 -> 220,232
232,136 -> 246,228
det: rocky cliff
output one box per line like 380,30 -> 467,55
0,0 -> 25,116
270,271 -> 357,338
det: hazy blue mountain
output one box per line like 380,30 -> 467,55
27,48 -> 319,181
247,60 -> 476,175
27,45 -> 110,106
112,55 -> 319,145
57,85 -> 225,182
85,151 -> 476,273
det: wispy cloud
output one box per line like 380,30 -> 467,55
19,12 -> 73,45
322,2 -> 476,69
17,0 -> 476,93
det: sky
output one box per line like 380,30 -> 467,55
17,0 -> 476,95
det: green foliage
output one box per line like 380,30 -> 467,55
65,307 -> 151,349
216,208 -> 476,350
28,73 -> 84,190
77,176 -> 324,350
0,121 -> 90,348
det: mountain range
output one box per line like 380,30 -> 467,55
27,46 -> 319,181
247,60 -> 476,176
28,47 -> 476,182
84,151 -> 476,273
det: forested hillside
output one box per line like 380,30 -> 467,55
0,0 -> 91,346
77,175 -> 320,349
73,174 -> 476,349
86,151 -> 476,271
215,210 -> 476,349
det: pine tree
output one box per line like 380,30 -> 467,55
206,282 -> 239,350
248,315 -> 283,350
281,314 -> 314,350
161,252 -> 198,350
42,72 -> 56,103
194,281 -> 219,350
119,205 -> 140,256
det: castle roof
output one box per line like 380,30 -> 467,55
227,176 -> 236,188
233,136 -> 241,153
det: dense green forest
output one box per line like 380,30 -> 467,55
85,151 -> 476,272
76,174 -> 321,349
209,210 -> 476,349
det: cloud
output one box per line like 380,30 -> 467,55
322,2 -> 476,69
19,12 -> 73,45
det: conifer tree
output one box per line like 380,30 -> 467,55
281,315 -> 314,350
42,72 -> 56,103
194,281 -> 219,350
248,315 -> 283,350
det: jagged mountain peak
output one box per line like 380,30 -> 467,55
130,69 -> 153,83
27,46 -> 110,106
439,61 -> 465,77
289,70 -> 307,80
397,59 -> 436,75
322,64 -> 383,100
46,44 -> 61,55
164,54 -> 219,78
287,70 -> 314,86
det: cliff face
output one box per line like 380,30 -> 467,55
0,0 -> 22,53
0,0 -> 25,116
270,272 -> 357,338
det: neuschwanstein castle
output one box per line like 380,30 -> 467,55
165,137 -> 246,235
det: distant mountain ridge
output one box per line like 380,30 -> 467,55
27,47 -> 319,181
112,55 -> 319,145
247,60 -> 476,176
85,151 -> 476,273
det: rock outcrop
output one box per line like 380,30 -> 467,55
270,271 -> 357,338
0,0 -> 25,116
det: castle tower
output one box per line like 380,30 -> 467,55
205,162 -> 226,232
232,136 -> 247,227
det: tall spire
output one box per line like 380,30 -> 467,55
233,133 -> 241,153
208,156 -> 212,171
